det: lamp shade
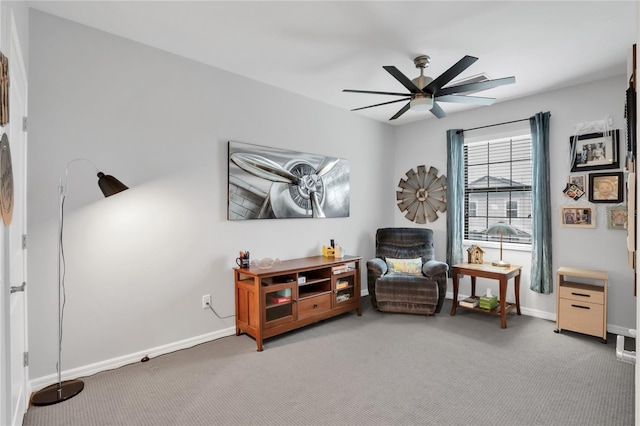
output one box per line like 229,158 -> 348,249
486,221 -> 518,237
486,221 -> 517,267
97,172 -> 128,197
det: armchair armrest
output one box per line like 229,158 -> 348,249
422,259 -> 448,279
366,257 -> 388,309
423,259 -> 449,313
367,257 -> 388,278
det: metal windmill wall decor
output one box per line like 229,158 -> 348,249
396,165 -> 447,223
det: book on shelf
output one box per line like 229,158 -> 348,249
336,280 -> 349,290
332,265 -> 350,274
269,295 -> 291,304
459,297 -> 478,308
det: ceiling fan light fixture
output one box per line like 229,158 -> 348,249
410,96 -> 433,112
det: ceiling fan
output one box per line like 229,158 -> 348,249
343,54 -> 515,120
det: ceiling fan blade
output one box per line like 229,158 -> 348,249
351,97 -> 410,111
390,102 -> 411,120
437,76 -> 516,97
383,66 -> 421,93
343,89 -> 411,97
430,102 -> 446,119
435,95 -> 496,105
423,55 -> 478,95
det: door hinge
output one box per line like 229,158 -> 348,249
22,116 -> 27,132
23,352 -> 28,367
22,234 -> 26,249
10,282 -> 25,293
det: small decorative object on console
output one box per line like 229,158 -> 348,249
236,251 -> 250,268
322,245 -> 336,257
251,258 -> 281,270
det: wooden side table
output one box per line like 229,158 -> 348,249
450,262 -> 522,328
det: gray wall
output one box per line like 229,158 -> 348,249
393,74 -> 636,331
27,10 -> 394,381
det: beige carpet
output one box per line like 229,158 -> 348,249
23,298 -> 634,425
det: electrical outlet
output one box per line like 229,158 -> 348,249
202,294 -> 211,309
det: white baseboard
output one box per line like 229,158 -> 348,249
28,326 -> 236,395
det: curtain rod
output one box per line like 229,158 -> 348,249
457,117 -> 530,134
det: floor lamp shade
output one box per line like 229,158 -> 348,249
31,164 -> 128,406
97,172 -> 128,197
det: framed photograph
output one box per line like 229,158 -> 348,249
607,205 -> 628,230
563,183 -> 584,200
560,205 -> 595,228
568,174 -> 586,191
570,130 -> 620,172
588,171 -> 624,203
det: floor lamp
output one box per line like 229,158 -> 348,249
30,160 -> 128,406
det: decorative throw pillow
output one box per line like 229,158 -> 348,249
385,257 -> 423,275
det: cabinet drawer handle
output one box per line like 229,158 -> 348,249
313,304 -> 318,309
571,304 -> 590,310
571,292 -> 591,298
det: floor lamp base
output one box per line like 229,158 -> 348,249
30,379 -> 84,406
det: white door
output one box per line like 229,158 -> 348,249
5,12 -> 28,426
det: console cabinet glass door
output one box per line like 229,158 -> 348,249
262,275 -> 296,328
333,271 -> 356,306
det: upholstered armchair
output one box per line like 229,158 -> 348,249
367,228 -> 448,315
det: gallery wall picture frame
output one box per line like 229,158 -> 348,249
570,130 -> 620,172
607,205 -> 628,230
568,174 -> 586,191
560,205 -> 596,228
588,171 -> 624,203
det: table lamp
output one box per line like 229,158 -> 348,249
486,221 -> 517,267
30,159 -> 128,406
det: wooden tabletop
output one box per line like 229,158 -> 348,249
452,262 -> 522,275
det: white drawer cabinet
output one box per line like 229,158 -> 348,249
554,267 -> 608,343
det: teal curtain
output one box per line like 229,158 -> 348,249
446,129 -> 464,268
529,111 -> 553,293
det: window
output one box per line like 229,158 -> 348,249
464,134 -> 532,244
